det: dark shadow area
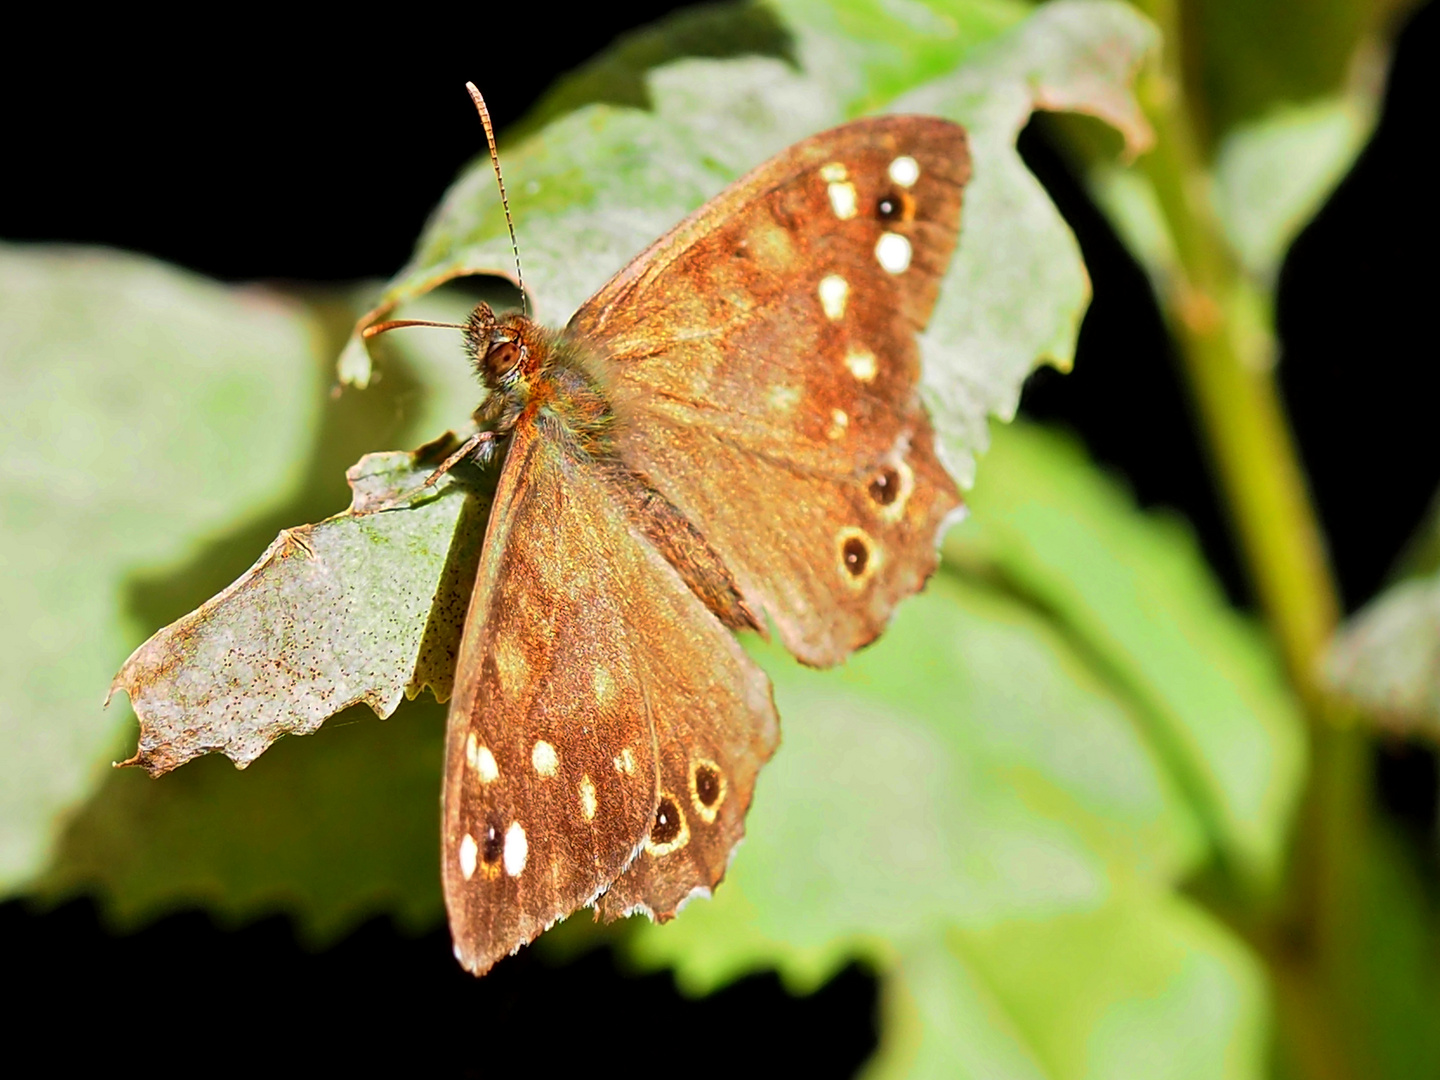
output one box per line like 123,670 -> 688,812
4,896 -> 878,1074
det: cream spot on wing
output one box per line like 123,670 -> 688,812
819,162 -> 848,182
495,636 -> 527,696
614,747 -> 637,775
827,180 -> 858,220
593,667 -> 616,706
580,775 -> 597,821
876,232 -> 912,274
474,744 -> 499,784
503,822 -> 528,877
827,409 -> 849,440
769,384 -> 801,413
458,833 -> 478,880
531,740 -> 558,777
819,274 -> 849,321
845,346 -> 877,381
889,155 -> 920,188
464,733 -> 479,769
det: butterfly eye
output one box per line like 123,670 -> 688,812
868,467 -> 901,506
483,340 -> 522,385
876,190 -> 914,224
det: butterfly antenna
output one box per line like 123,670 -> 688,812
466,82 -> 527,318
363,319 -> 466,338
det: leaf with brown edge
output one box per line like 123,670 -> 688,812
110,442 -> 491,777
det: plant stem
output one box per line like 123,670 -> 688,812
1128,2 -> 1365,1077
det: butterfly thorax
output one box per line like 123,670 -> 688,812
465,302 -> 616,461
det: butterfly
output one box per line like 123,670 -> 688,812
413,88 -> 970,975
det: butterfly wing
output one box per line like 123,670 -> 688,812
568,116 -> 968,667
443,417 -> 778,974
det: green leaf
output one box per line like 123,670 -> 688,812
0,244 -> 322,891
1324,573 -> 1440,740
945,422 -> 1307,888
626,569 -> 1206,994
1211,91 -> 1378,283
111,448 -> 487,775
1182,0 -> 1409,146
883,0 -> 1158,483
345,0 -> 1156,490
867,890 -> 1266,1080
36,697 -> 448,942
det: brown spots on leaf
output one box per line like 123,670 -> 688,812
689,758 -> 726,824
644,793 -> 690,857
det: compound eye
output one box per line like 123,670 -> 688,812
484,340 -> 521,382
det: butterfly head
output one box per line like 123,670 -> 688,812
464,302 -> 548,394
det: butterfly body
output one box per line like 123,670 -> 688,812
441,114 -> 970,974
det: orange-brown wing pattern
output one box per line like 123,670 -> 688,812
442,419 -> 778,973
567,116 -> 969,666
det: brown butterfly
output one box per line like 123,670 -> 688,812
404,87 -> 969,975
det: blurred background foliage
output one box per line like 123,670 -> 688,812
2,1 -> 1437,1076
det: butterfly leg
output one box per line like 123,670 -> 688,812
423,430 -> 499,488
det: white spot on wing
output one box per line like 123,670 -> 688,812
769,384 -> 801,413
818,274 -> 849,321
593,667 -> 615,705
819,162 -> 848,182
845,347 -> 877,381
876,232 -> 912,274
459,833 -> 478,880
580,775 -> 597,820
889,155 -> 920,188
531,740 -> 558,777
614,747 -> 636,775
503,822 -> 528,877
827,181 -> 858,220
474,744 -> 499,784
828,409 -> 849,440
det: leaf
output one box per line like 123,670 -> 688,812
341,0 -> 1156,491
881,0 -> 1158,484
0,244 -> 322,891
1324,573 -> 1440,740
626,570 -> 1206,995
110,447 -> 489,775
36,697 -> 449,943
945,422 -> 1307,888
867,891 -> 1266,1080
1211,91 -> 1379,284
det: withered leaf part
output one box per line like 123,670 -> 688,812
112,442 -> 490,777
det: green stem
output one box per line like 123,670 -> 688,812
1128,2 -> 1366,1076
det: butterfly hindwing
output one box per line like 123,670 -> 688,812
568,116 -> 969,666
443,418 -> 779,973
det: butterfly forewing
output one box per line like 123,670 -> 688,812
568,116 -> 969,666
443,419 -> 779,973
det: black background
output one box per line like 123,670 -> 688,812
4,2 -> 1435,1071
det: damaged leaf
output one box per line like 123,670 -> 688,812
111,445 -> 490,775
